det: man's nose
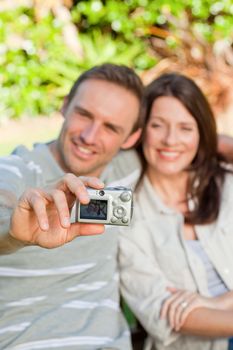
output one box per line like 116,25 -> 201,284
80,123 -> 100,144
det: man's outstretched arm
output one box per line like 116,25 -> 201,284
0,174 -> 105,254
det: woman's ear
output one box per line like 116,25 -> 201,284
121,128 -> 142,150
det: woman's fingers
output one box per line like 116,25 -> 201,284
174,293 -> 196,331
167,286 -> 178,294
178,297 -> 199,330
161,289 -> 197,331
167,291 -> 190,329
160,291 -> 182,320
162,287 -> 218,332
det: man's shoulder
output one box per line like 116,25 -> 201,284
0,142 -> 61,187
12,143 -> 50,162
0,143 -> 48,174
0,144 -> 34,175
0,145 -> 38,194
103,149 -> 142,187
114,149 -> 140,166
14,142 -> 63,173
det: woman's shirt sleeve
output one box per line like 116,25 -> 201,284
118,226 -> 179,346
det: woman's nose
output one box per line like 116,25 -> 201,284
164,127 -> 178,145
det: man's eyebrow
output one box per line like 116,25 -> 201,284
73,105 -> 124,133
73,105 -> 93,117
104,121 -> 124,133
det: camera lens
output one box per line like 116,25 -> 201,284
99,190 -> 105,196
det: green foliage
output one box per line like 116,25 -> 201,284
0,0 -> 232,120
121,298 -> 137,328
0,5 -> 156,120
0,8 -> 73,119
73,0 -> 233,43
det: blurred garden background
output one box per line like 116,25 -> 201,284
0,0 -> 233,155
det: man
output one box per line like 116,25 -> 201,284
0,64 -> 143,350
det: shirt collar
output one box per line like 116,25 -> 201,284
137,175 -> 176,217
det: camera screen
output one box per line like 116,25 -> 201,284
80,199 -> 108,220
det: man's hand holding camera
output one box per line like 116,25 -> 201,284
9,174 -> 105,249
77,187 -> 133,226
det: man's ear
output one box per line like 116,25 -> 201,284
60,96 -> 68,117
121,128 -> 142,150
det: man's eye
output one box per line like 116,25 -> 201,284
79,113 -> 91,119
105,125 -> 118,133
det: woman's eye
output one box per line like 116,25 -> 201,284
181,127 -> 193,131
151,123 -> 162,128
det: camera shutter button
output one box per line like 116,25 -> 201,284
120,191 -> 131,202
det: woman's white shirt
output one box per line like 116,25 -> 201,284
119,174 -> 233,350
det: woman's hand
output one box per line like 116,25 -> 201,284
160,287 -> 223,332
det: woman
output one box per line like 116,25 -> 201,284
119,73 -> 233,350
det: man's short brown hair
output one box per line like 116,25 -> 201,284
66,63 -> 144,132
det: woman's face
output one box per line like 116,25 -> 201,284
143,96 -> 200,177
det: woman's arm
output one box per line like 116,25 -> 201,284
182,308 -> 233,337
161,288 -> 233,336
218,134 -> 233,162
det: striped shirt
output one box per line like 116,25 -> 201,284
0,144 -> 140,350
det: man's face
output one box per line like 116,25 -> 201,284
54,79 -> 141,176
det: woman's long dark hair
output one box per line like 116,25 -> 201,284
137,73 -> 230,225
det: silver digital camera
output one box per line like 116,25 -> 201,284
76,186 -> 133,226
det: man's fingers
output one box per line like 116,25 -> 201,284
74,176 -> 105,203
59,174 -> 104,204
51,189 -> 71,228
78,176 -> 105,189
23,190 -> 50,231
69,223 -> 105,239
